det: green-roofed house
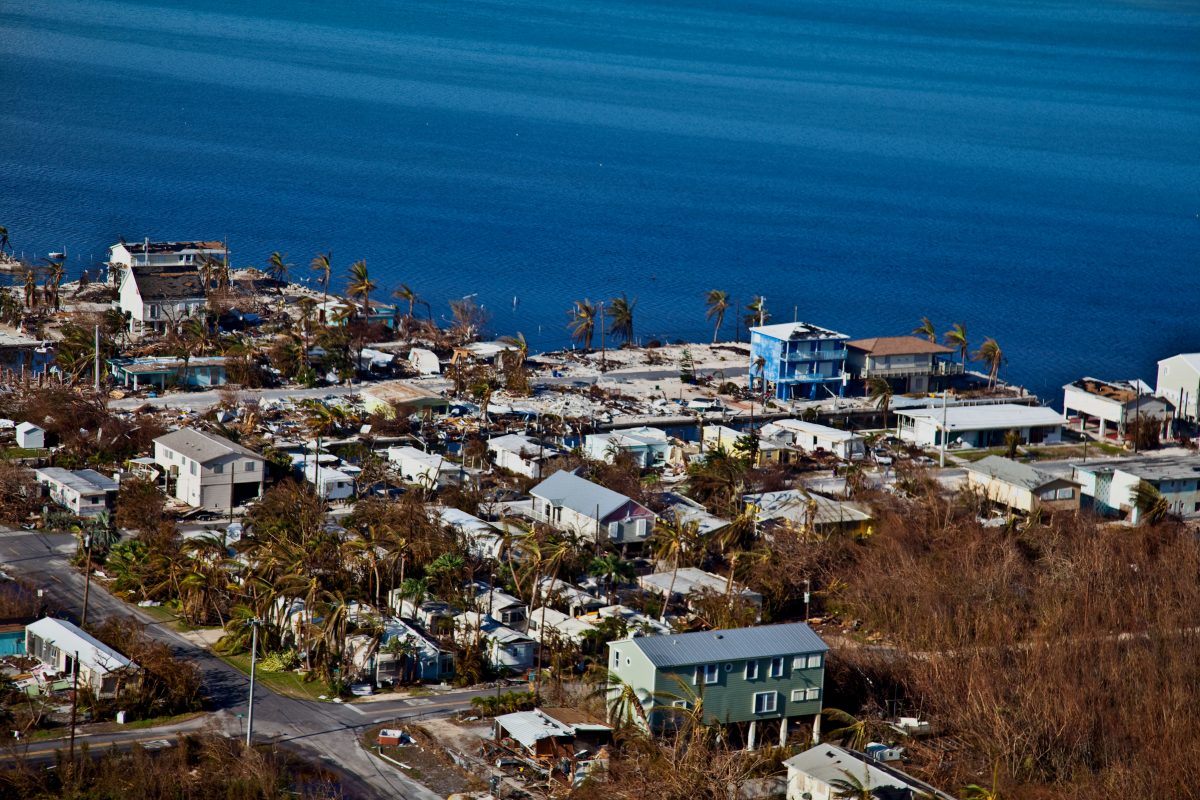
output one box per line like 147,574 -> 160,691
607,622 -> 828,748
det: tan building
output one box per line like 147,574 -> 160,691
965,455 -> 1080,514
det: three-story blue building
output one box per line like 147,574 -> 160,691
749,322 -> 849,401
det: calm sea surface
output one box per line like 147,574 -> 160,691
2,0 -> 1198,400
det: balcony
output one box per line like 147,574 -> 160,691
863,361 -> 964,378
782,348 -> 848,363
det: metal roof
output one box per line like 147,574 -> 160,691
784,744 -> 957,800
966,455 -> 1075,491
749,322 -> 847,341
1072,454 -> 1200,482
36,467 -> 117,495
155,427 -> 262,464
26,618 -> 135,674
765,418 -> 863,443
530,470 -> 633,519
895,403 -> 1063,431
616,621 -> 827,669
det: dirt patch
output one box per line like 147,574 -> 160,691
421,715 -> 493,755
362,721 -> 487,796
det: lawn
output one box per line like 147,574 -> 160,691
953,442 -> 1125,463
218,653 -> 330,702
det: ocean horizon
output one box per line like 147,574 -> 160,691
2,0 -> 1198,402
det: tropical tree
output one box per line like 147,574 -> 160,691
1004,429 -> 1021,459
23,270 -> 35,309
944,322 -> 969,367
567,299 -> 599,352
829,768 -> 877,800
822,708 -> 874,750
47,260 -> 65,309
962,763 -> 1004,800
913,316 -> 936,343
974,336 -> 1005,388
744,295 -> 769,330
0,226 -> 10,254
1131,480 -> 1171,526
752,355 -> 767,399
267,251 -> 291,286
705,289 -> 730,344
588,552 -> 634,604
606,293 -> 636,345
652,518 -> 701,622
346,259 -> 375,318
310,251 -> 332,318
392,283 -> 420,330
867,377 -> 894,431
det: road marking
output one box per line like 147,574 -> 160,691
141,739 -> 173,750
403,698 -> 433,706
372,717 -> 389,724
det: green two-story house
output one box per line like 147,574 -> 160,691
608,622 -> 828,748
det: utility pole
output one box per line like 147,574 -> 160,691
93,324 -> 100,393
229,460 -> 236,523
246,619 -> 259,749
80,533 -> 93,627
68,650 -> 80,766
803,579 -> 811,621
938,389 -> 949,468
598,300 -> 606,374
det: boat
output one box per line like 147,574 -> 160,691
47,251 -> 66,260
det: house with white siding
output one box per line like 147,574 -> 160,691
35,468 -> 118,517
153,428 -> 264,512
1156,353 -> 1200,424
529,470 -> 655,545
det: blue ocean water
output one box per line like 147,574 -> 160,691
1,0 -> 1198,400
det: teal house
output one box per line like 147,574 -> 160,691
608,622 -> 828,748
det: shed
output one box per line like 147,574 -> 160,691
16,421 -> 44,449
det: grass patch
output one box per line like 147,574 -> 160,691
218,653 -> 330,702
1,447 -> 47,459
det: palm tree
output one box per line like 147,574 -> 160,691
0,227 -> 10,254
47,261 -> 65,309
588,552 -> 634,605
744,295 -> 768,331
943,322 -> 969,368
962,763 -> 1003,800
1131,480 -> 1170,525
867,377 -> 894,431
913,316 -> 936,343
22,270 -> 35,309
705,290 -> 730,344
567,299 -> 599,352
829,768 -> 876,800
346,260 -> 375,318
752,354 -> 767,399
652,518 -> 701,623
310,251 -> 332,320
606,293 -> 636,345
974,337 -> 1005,388
267,251 -> 291,286
822,708 -> 872,750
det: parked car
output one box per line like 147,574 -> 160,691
687,398 -> 724,412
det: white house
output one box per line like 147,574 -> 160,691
301,462 -> 355,501
744,489 -> 873,538
347,617 -> 454,685
529,470 -> 656,545
1062,377 -> 1172,442
488,433 -> 562,479
35,468 -> 118,517
153,428 -> 265,511
430,506 -> 504,560
964,455 -> 1081,514
15,421 -> 44,449
537,577 -> 605,617
469,583 -> 528,630
453,612 -> 537,673
1156,353 -> 1200,424
387,446 -> 461,489
895,403 -> 1063,448
1072,454 -> 1200,523
117,264 -> 207,335
760,419 -> 866,461
584,426 -> 670,468
784,743 -> 955,800
25,618 -> 136,698
639,567 -> 763,615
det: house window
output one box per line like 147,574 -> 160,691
190,461 -> 198,476
696,664 -> 718,685
245,462 -> 255,472
745,660 -> 759,680
212,463 -> 223,474
795,654 -> 823,670
753,692 -> 777,714
791,688 -> 821,702
769,657 -> 784,677
612,651 -> 619,666
148,305 -> 160,319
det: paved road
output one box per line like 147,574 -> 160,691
0,529 -> 488,799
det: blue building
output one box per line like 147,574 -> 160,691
749,322 -> 849,401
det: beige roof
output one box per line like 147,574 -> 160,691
847,336 -> 954,356
361,380 -> 446,407
155,427 -> 262,463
